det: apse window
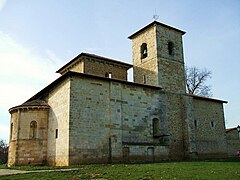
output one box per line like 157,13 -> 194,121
168,41 -> 174,56
30,121 -> 37,139
55,129 -> 58,139
141,43 -> 148,59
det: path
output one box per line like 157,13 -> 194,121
0,168 -> 79,176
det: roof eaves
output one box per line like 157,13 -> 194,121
56,52 -> 133,74
187,93 -> 228,103
25,71 -> 161,105
128,21 -> 186,39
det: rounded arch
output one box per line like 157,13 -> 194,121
141,43 -> 148,59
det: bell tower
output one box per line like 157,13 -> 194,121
129,21 -> 186,94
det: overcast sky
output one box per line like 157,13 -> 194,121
0,0 -> 240,142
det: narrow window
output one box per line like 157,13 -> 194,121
30,121 -> 37,139
105,72 -> 112,78
153,118 -> 160,137
141,43 -> 148,59
10,123 -> 13,140
211,121 -> 215,128
143,75 -> 146,84
194,120 -> 197,127
55,129 -> 58,139
168,41 -> 174,56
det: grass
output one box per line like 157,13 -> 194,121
0,159 -> 240,179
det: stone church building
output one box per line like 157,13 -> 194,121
8,21 -> 228,166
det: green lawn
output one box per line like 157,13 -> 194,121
0,160 -> 240,179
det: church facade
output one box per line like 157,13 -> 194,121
8,21 -> 228,166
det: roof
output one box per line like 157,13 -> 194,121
9,99 -> 49,112
56,52 -> 133,73
25,71 -> 162,103
225,127 -> 237,133
128,21 -> 186,39
187,93 -> 228,103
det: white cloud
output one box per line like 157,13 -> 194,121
0,0 -> 6,12
0,31 -> 62,142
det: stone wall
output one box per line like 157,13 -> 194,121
192,98 -> 227,158
131,25 -> 158,86
226,129 -> 240,157
163,92 -> 188,160
69,76 -> 112,164
68,75 -> 178,164
8,111 -> 19,166
84,58 -> 128,81
156,25 -> 186,94
68,75 -> 192,164
8,108 -> 48,166
69,59 -> 84,73
130,23 -> 186,94
46,78 -> 71,166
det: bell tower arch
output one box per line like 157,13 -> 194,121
129,21 -> 186,94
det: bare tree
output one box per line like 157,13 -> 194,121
185,66 -> 212,97
0,139 -> 8,164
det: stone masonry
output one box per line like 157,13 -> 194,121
8,21 -> 228,166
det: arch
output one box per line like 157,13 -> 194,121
141,43 -> 148,59
30,121 -> 37,139
168,41 -> 174,56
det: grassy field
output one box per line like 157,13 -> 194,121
0,160 -> 240,179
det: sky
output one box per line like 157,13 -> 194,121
0,0 -> 240,142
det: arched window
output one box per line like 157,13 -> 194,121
30,121 -> 37,139
168,41 -> 174,56
141,43 -> 148,59
153,118 -> 160,137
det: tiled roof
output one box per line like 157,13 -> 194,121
56,52 -> 133,73
225,127 -> 237,133
21,99 -> 49,106
9,99 -> 49,112
128,21 -> 185,39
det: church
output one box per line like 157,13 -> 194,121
8,21 -> 228,166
